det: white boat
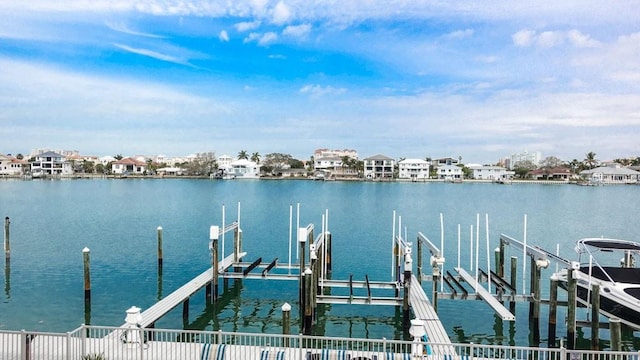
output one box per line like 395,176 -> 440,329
551,238 -> 640,329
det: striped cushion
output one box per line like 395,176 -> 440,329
201,344 -> 226,360
321,349 -> 349,360
385,353 -> 410,360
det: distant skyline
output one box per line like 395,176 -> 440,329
1,1 -> 639,163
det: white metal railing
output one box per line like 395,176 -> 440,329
2,325 -> 640,360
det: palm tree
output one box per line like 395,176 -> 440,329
237,150 -> 248,160
584,152 -> 597,170
251,152 -> 261,164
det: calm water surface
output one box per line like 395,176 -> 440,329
1,179 -> 639,348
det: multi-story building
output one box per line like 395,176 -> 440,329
111,157 -> 147,175
30,151 -> 73,176
313,148 -> 358,160
0,154 -> 25,175
436,164 -> 463,181
468,165 -> 513,180
398,158 -> 430,180
363,154 -> 394,180
507,150 -> 541,170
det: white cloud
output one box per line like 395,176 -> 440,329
104,21 -> 164,38
283,24 -> 311,38
234,20 -> 261,32
512,29 -> 600,49
113,43 -> 191,66
244,32 -> 278,46
299,84 -> 347,97
444,29 -> 474,39
219,30 -> 229,42
271,1 -> 291,25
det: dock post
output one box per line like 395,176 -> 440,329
325,232 -> 332,274
498,239 -> 505,278
182,298 -> 189,326
303,267 -> 313,335
494,247 -> 503,300
209,226 -> 220,303
157,226 -> 163,269
532,259 -> 546,345
298,227 -> 308,321
83,247 -> 91,325
282,302 -> 291,346
590,284 -> 600,350
417,239 -> 423,285
548,279 -> 558,347
610,318 -> 621,351
567,267 -> 577,350
234,226 -> 243,285
4,216 -> 9,261
310,244 -> 318,323
431,258 -> 439,313
509,256 -> 517,314
403,247 -> 413,333
83,247 -> 91,302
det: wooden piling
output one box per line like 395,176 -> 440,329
509,256 -> 517,313
212,238 -> 219,302
498,239 -> 505,278
610,318 -> 621,351
548,279 -> 558,347
325,232 -> 332,274
298,227 -> 308,320
83,247 -> 91,302
567,268 -> 577,350
157,226 -> 163,269
4,216 -> 9,261
532,260 -> 541,344
590,284 -> 600,350
403,265 -> 411,332
303,267 -> 313,335
182,298 -> 189,326
282,302 -> 291,346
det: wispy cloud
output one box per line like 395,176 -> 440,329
300,84 -> 347,97
234,20 -> 261,32
244,32 -> 277,46
512,29 -> 600,48
283,24 -> 311,38
219,30 -> 229,42
105,21 -> 165,38
113,43 -> 194,66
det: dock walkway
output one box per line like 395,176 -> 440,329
408,275 -> 456,356
119,252 -> 245,329
455,268 -> 515,321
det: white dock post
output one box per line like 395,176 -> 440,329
409,319 -> 427,357
209,225 -> 220,303
282,302 -> 291,346
124,306 -> 143,347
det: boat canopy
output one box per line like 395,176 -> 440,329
578,238 -> 640,252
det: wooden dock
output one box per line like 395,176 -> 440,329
455,268 -> 515,321
408,275 -> 456,355
119,252 -> 245,329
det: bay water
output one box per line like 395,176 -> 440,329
1,179 -> 638,347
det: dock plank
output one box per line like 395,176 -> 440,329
409,275 -> 456,356
455,268 -> 515,321
119,252 -> 246,329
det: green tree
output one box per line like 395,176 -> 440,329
263,153 -> 293,174
251,152 -> 261,163
114,154 -> 123,160
237,150 -> 249,160
95,163 -> 105,174
584,152 -> 597,169
82,160 -> 95,174
184,152 -> 217,176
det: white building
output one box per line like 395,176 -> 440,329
363,154 -> 395,180
436,164 -> 463,181
217,154 -> 234,171
580,165 -> 640,184
227,159 -> 260,179
468,165 -> 513,180
398,159 -> 430,180
0,154 -> 25,175
508,150 -> 541,170
313,148 -> 358,160
30,151 -> 73,176
111,157 -> 147,175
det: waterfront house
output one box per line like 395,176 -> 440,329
227,159 -> 260,179
580,164 -> 640,184
436,164 -> 463,181
30,151 -> 73,176
0,154 -> 25,176
527,167 -> 572,181
468,165 -> 513,180
398,158 -> 430,180
112,157 -> 147,175
363,154 -> 395,180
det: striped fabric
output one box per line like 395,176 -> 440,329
201,343 -> 226,360
321,349 -> 349,360
385,352 -> 410,360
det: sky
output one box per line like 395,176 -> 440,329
1,1 -> 639,164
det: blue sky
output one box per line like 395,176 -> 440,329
1,1 -> 639,164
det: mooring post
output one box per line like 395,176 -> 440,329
567,266 -> 577,350
325,232 -> 332,274
498,239 -> 505,278
494,246 -> 503,300
183,297 -> 189,326
431,258 -> 439,313
209,226 -> 220,303
548,279 -> 558,347
310,244 -> 318,323
417,239 -> 423,285
510,256 -> 518,313
234,226 -> 243,285
610,318 -> 621,351
4,216 -> 9,261
303,267 -> 313,335
532,259 -> 544,344
590,284 -> 600,350
83,247 -> 91,303
156,226 -> 163,268
298,227 -> 308,320
403,247 -> 413,333
282,302 -> 291,346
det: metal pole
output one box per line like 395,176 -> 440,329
4,217 -> 9,261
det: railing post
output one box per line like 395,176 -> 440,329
81,324 -> 87,357
299,333 -> 304,360
217,329 -> 222,344
20,330 -> 26,360
66,331 -> 71,360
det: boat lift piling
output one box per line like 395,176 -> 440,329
4,216 -> 9,262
